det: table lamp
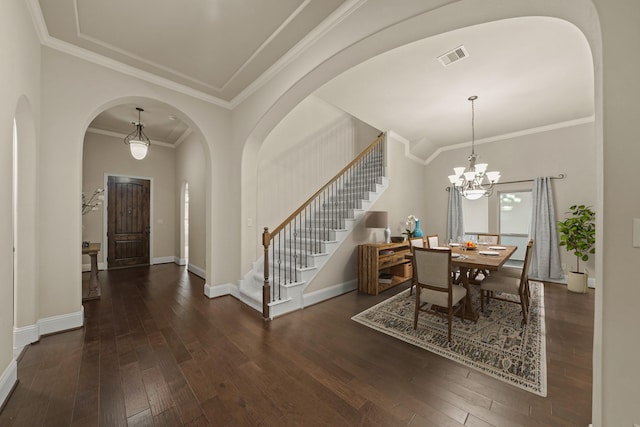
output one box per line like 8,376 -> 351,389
366,211 -> 390,243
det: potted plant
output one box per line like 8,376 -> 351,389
558,204 -> 595,293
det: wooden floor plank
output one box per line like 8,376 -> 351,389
0,265 -> 593,426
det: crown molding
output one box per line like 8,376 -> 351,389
26,0 -> 368,111
174,128 -> 194,148
424,115 -> 595,165
25,0 -> 232,109
386,130 -> 427,165
229,0 -> 368,108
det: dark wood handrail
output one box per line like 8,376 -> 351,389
269,133 -> 384,238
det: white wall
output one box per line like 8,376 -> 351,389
175,132 -> 206,273
82,131 -> 177,266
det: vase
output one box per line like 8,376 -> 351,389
384,226 -> 391,244
567,271 -> 588,293
413,219 -> 423,238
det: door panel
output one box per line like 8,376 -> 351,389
108,176 -> 150,268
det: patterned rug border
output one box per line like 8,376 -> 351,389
352,282 -> 547,396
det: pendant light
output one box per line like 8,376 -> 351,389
124,107 -> 151,160
448,96 -> 501,199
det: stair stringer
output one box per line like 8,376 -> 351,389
237,177 -> 389,318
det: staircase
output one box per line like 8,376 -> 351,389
238,135 -> 388,318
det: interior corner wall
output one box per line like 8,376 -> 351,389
176,133 -> 206,273
423,122 -> 597,278
83,132 -> 177,265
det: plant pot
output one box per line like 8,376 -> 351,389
567,271 -> 588,293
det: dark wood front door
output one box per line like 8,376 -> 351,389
107,176 -> 150,269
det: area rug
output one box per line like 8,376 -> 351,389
351,281 -> 547,396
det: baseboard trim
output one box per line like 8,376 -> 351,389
0,359 -> 17,411
175,257 -> 187,266
188,263 -> 206,279
303,279 -> 357,308
529,275 -> 596,289
37,306 -> 84,336
204,283 -> 237,299
152,256 -> 174,265
14,324 -> 39,351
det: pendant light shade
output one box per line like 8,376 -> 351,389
124,107 -> 150,160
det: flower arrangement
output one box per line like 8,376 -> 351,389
82,188 -> 104,215
403,214 -> 418,238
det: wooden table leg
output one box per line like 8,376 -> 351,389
456,266 -> 479,322
83,251 -> 101,301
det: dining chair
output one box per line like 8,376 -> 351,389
477,233 -> 500,245
409,237 -> 426,249
479,239 -> 534,324
413,247 -> 466,342
426,234 -> 439,248
408,237 -> 426,295
473,234 -> 500,280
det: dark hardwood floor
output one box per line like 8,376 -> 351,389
0,264 -> 593,426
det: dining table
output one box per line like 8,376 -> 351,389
409,243 -> 518,321
447,243 -> 518,321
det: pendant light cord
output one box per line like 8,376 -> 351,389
469,95 -> 477,156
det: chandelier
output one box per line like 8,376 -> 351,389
124,107 -> 151,160
448,95 -> 500,200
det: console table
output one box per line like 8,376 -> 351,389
357,242 -> 413,295
82,243 -> 101,301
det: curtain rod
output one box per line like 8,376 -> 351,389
445,173 -> 566,191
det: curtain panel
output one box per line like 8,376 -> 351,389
529,177 -> 563,280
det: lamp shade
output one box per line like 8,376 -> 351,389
365,211 -> 388,228
129,140 -> 149,160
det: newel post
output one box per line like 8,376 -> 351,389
262,227 -> 271,319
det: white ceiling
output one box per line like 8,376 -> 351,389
34,2 -> 594,155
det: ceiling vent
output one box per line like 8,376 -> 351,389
437,45 -> 469,66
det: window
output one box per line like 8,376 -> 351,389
499,191 -> 532,265
462,196 -> 488,241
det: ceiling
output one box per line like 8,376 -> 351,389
35,1 -> 594,156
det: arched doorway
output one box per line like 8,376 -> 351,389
81,98 -> 210,287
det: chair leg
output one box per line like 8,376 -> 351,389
413,291 -> 420,329
480,289 -> 485,312
519,291 -> 528,324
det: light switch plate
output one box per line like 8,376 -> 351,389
634,219 -> 640,248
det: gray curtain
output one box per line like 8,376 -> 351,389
529,177 -> 563,280
447,187 -> 464,243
